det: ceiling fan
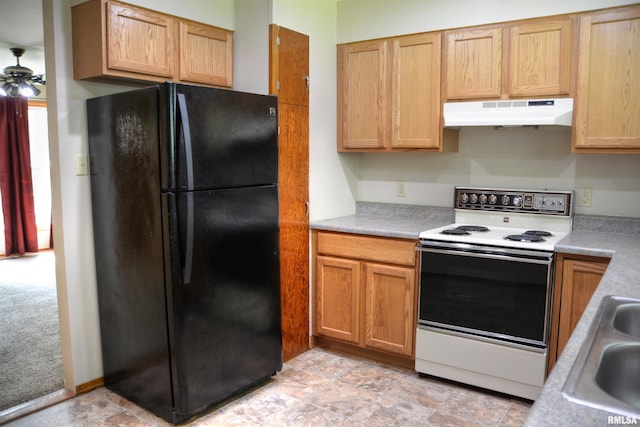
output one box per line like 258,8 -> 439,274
0,47 -> 46,98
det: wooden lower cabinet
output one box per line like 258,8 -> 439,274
548,253 -> 610,373
313,231 -> 418,367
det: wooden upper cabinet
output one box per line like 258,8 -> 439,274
444,17 -> 573,100
106,1 -> 175,78
573,5 -> 640,152
338,33 -> 456,152
179,21 -> 232,87
507,17 -> 572,97
444,26 -> 503,100
72,0 -> 233,88
338,40 -> 388,150
391,33 -> 442,149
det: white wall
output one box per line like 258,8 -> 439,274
272,0 -> 356,221
337,0 -> 640,43
46,0 -> 236,390
338,0 -> 640,218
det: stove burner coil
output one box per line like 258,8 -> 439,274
456,225 -> 490,232
505,234 -> 546,243
524,230 -> 553,237
441,229 -> 471,235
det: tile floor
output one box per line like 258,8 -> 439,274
6,348 -> 531,426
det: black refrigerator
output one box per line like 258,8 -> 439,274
87,83 -> 282,424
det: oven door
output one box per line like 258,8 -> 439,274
417,241 -> 554,349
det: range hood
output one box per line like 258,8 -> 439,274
443,98 -> 573,128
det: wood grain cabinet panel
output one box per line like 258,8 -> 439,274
444,26 -> 503,100
507,18 -> 572,97
106,1 -> 175,78
573,5 -> 640,152
179,21 -> 233,87
444,17 -> 573,100
72,0 -> 232,88
391,33 -> 442,149
338,40 -> 388,150
548,254 -> 610,373
364,263 -> 415,356
315,256 -> 360,343
313,231 -> 418,361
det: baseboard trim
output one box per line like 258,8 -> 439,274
0,389 -> 74,425
76,377 -> 104,394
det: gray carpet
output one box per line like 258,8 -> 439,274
0,251 -> 64,411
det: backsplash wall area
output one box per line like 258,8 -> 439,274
357,128 -> 640,218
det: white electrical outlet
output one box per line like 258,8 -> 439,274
75,154 -> 89,176
396,181 -> 407,197
578,188 -> 592,207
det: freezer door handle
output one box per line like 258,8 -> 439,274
177,93 -> 194,285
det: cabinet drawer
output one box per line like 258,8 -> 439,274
317,232 -> 416,266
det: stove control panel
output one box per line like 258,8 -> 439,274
455,187 -> 572,216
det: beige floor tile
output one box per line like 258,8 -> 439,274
5,348 -> 531,427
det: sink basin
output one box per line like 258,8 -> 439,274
594,343 -> 640,410
562,296 -> 640,418
613,304 -> 640,338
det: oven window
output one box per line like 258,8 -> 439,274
419,250 -> 551,345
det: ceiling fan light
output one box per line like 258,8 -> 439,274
20,80 -> 40,97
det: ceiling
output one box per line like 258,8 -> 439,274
0,0 -> 46,76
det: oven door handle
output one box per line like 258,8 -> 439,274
417,245 -> 553,265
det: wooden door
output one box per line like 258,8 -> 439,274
573,5 -> 640,151
444,26 -> 502,100
269,25 -> 310,361
178,21 -> 233,87
506,17 -> 572,97
106,1 -> 175,77
315,256 -> 361,343
364,263 -> 415,356
338,40 -> 388,149
390,33 -> 441,149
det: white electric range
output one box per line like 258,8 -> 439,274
415,187 -> 574,400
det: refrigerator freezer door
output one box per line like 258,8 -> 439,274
160,84 -> 278,191
163,185 -> 282,418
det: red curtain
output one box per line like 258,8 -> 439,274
0,96 -> 38,256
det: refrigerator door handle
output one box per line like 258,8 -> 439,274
177,93 -> 194,285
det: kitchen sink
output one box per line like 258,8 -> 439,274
613,303 -> 640,338
562,296 -> 640,418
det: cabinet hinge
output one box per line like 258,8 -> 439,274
276,36 -> 280,46
276,80 -> 281,91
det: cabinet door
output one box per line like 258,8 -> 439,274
444,26 -> 502,100
107,1 -> 175,78
364,263 -> 416,356
557,259 -> 608,357
315,256 -> 361,343
179,21 -> 233,88
391,33 -> 441,149
507,18 -> 572,97
573,6 -> 640,151
338,40 -> 388,150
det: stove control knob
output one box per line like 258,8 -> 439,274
479,194 -> 488,204
512,196 -> 522,207
501,195 -> 510,205
470,194 -> 478,203
488,194 -> 497,204
460,193 -> 469,203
